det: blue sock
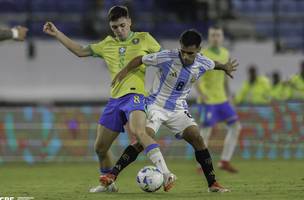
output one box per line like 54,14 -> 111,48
144,143 -> 160,155
100,168 -> 112,175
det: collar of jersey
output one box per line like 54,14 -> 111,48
115,31 -> 134,42
208,46 -> 221,54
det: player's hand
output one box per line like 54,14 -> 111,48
43,22 -> 59,37
224,58 -> 238,79
13,26 -> 28,41
111,69 -> 128,87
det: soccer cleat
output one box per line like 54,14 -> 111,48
218,161 -> 238,173
89,183 -> 118,193
208,182 -> 230,193
99,173 -> 117,187
163,172 -> 177,192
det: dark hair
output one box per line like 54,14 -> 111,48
179,29 -> 202,48
209,24 -> 223,30
108,6 -> 129,21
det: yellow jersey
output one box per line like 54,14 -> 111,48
270,83 -> 292,101
197,47 -> 229,104
235,76 -> 271,104
289,74 -> 304,100
90,32 -> 161,98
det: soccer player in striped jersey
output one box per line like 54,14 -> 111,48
196,26 -> 241,173
43,5 -> 175,193
100,29 -> 238,192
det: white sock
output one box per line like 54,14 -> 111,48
147,148 -> 170,174
200,127 -> 212,147
221,122 -> 241,161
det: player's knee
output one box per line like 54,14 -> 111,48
230,121 -> 242,136
94,143 -> 107,157
131,127 -> 146,139
185,131 -> 206,150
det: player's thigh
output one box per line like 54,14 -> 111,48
146,104 -> 167,135
166,110 -> 197,137
219,102 -> 239,124
128,110 -> 146,134
203,104 -> 218,127
95,124 -> 119,152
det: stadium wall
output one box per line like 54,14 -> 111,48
0,40 -> 302,102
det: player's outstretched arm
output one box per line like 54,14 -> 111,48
0,26 -> 28,41
111,56 -> 143,86
214,58 -> 238,79
43,22 -> 92,57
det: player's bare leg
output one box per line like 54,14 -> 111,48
101,113 -> 176,192
128,111 -> 176,191
200,127 -> 212,147
100,127 -> 156,187
183,125 -> 229,193
218,121 -> 241,173
89,125 -> 119,193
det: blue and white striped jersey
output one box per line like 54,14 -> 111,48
142,49 -> 215,111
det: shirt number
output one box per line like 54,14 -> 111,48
176,81 -> 185,91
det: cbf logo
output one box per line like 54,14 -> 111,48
119,47 -> 126,55
132,38 -> 140,44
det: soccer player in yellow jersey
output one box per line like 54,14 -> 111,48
196,26 -> 241,173
289,61 -> 304,100
43,6 -> 175,192
270,71 -> 291,101
235,65 -> 271,104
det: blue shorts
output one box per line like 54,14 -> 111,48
202,101 -> 238,127
99,93 -> 145,133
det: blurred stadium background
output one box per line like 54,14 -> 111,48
0,0 -> 303,164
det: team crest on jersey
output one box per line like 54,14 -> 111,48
169,70 -> 178,78
132,38 -> 140,44
119,47 -> 126,55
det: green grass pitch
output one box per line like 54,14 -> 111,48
0,160 -> 303,200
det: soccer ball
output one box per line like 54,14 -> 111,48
136,166 -> 164,192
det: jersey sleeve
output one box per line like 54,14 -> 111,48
89,39 -> 106,58
142,50 -> 172,67
142,52 -> 159,66
144,33 -> 161,53
198,55 -> 215,74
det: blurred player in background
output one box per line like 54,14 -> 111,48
0,26 -> 28,41
270,71 -> 291,102
43,5 -> 174,193
235,65 -> 271,105
288,61 -> 304,100
100,29 -> 238,192
196,26 -> 241,173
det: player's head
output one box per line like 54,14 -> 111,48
108,6 -> 131,41
248,65 -> 257,84
208,25 -> 224,48
272,71 -> 280,85
179,29 -> 202,65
